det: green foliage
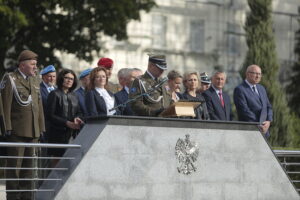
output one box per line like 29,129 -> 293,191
286,10 -> 300,147
0,0 -> 155,75
242,0 -> 295,147
287,15 -> 300,117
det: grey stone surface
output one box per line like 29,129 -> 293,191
52,117 -> 299,200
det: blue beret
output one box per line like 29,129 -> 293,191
40,65 -> 56,75
79,68 -> 92,79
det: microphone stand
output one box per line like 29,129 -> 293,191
109,83 -> 164,112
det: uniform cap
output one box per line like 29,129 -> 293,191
40,65 -> 56,75
200,72 -> 211,84
18,50 -> 38,63
79,68 -> 92,79
149,54 -> 167,70
97,57 -> 113,68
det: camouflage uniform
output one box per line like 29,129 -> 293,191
129,72 -> 172,116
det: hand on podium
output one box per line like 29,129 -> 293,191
155,108 -> 165,116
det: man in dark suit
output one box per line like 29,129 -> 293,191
115,68 -> 142,115
234,64 -> 273,137
203,71 -> 232,121
75,68 -> 92,117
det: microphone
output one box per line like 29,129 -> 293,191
150,77 -> 168,91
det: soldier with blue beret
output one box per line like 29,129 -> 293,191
40,65 -> 56,119
75,68 -> 92,116
40,65 -> 56,75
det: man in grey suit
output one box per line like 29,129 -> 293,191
234,65 -> 273,137
203,71 -> 232,121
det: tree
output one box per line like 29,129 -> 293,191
242,0 -> 296,147
0,0 -> 155,74
287,7 -> 300,117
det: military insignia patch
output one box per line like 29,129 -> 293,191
0,80 -> 6,89
130,87 -> 137,93
175,134 -> 199,175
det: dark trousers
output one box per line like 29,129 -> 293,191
5,135 -> 38,200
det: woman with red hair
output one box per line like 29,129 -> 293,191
85,67 -> 118,116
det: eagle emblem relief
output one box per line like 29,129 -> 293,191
175,134 -> 199,175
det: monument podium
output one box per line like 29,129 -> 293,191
38,116 -> 299,200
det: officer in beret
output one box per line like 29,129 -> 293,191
129,54 -> 172,116
97,57 -> 120,93
40,65 -> 56,118
75,68 -> 92,116
1,50 -> 45,200
198,72 -> 211,93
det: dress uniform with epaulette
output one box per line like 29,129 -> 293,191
1,50 -> 45,200
129,55 -> 172,117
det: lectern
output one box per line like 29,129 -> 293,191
160,101 -> 201,117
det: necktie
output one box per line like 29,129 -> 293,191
252,86 -> 258,96
218,91 -> 224,108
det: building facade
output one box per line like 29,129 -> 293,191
60,0 -> 300,91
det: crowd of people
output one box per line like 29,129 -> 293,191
0,49 -> 273,200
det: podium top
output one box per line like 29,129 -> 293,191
160,101 -> 202,117
174,101 -> 202,108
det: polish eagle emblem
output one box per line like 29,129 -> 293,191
175,134 -> 199,175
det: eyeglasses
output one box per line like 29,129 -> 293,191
64,77 -> 74,81
188,79 -> 198,82
248,72 -> 262,76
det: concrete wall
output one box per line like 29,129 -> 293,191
47,117 -> 298,200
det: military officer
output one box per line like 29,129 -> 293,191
1,50 -> 45,200
40,65 -> 56,114
129,55 -> 172,116
75,68 -> 92,117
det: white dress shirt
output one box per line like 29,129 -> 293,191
95,87 -> 116,115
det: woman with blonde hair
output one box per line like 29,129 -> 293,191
182,72 -> 209,120
85,67 -> 118,117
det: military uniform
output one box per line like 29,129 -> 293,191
129,71 -> 172,116
106,81 -> 120,94
2,69 -> 45,200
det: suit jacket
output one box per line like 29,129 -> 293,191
181,92 -> 210,120
114,88 -> 134,115
234,81 -> 273,136
203,87 -> 232,121
85,88 -> 117,117
40,82 -> 49,113
75,87 -> 88,117
2,70 -> 45,138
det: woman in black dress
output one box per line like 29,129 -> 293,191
182,72 -> 209,120
47,69 -> 84,165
